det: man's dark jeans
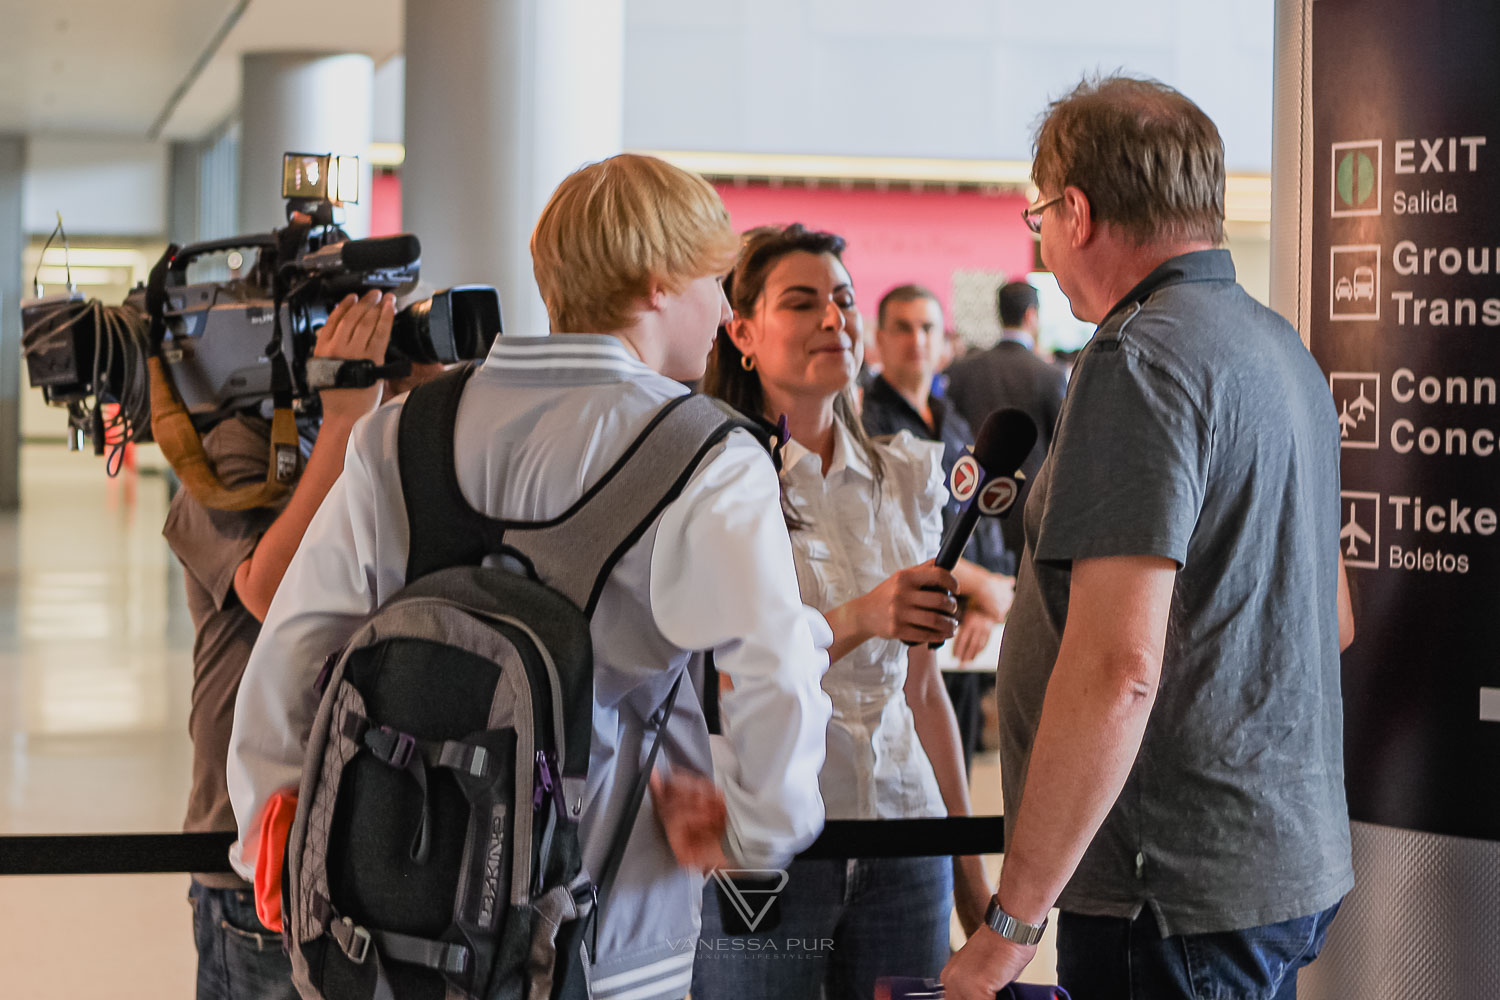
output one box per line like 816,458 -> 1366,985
188,880 -> 299,1000
1056,902 -> 1341,1000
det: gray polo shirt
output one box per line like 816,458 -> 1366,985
997,250 -> 1353,936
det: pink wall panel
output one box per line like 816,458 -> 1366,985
369,171 -> 403,237
713,182 -> 1034,319
366,174 -> 1034,321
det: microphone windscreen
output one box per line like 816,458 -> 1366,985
341,234 -> 422,270
972,408 -> 1039,478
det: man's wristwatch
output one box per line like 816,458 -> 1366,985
983,896 -> 1048,946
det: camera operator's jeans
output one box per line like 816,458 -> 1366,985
1056,901 -> 1341,1000
188,880 -> 298,1000
690,855 -> 953,1000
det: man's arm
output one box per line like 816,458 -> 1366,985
953,558 -> 1014,619
950,557 -> 1012,663
942,554 -> 1175,999
232,291 -> 395,621
1337,551 -> 1355,651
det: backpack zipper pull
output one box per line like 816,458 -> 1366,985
534,750 -> 554,811
535,750 -> 567,819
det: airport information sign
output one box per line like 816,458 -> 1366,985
1311,0 -> 1500,840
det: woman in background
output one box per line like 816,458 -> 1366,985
691,224 -> 991,1000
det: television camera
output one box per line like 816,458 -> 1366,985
21,152 -> 501,508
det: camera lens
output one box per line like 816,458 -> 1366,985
388,287 -> 501,365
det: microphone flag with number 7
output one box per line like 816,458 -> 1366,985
933,408 -> 1039,572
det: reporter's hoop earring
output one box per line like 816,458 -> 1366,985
740,354 -> 756,371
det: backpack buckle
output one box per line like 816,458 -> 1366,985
332,916 -> 372,965
367,725 -> 417,769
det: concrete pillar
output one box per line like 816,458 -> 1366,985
167,140 -> 203,247
1268,0 -> 1313,341
0,136 -> 24,510
238,53 -> 374,237
403,0 -> 625,337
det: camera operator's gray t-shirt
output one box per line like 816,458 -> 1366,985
997,250 -> 1353,936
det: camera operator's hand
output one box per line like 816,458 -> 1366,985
231,289 -> 396,623
315,290 -> 395,425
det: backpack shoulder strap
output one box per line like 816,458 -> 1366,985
398,376 -> 752,609
507,393 -> 753,615
396,364 -> 503,582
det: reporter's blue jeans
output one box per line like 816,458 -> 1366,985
1056,901 -> 1341,1000
690,855 -> 953,1000
188,880 -> 299,1000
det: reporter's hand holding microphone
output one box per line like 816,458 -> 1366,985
848,560 -> 963,646
907,409 -> 1039,653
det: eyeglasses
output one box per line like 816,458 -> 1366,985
1022,195 -> 1064,234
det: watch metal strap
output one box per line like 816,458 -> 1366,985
984,896 -> 1048,945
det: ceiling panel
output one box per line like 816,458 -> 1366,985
0,0 -> 402,140
0,0 -> 234,135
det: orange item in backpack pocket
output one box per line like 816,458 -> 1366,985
253,788 -> 299,932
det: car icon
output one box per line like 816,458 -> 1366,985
1352,266 -> 1376,300
1335,276 -> 1354,301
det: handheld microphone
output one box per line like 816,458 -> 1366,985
908,408 -> 1037,649
933,408 -> 1038,571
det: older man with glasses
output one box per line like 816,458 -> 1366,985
942,75 -> 1356,1000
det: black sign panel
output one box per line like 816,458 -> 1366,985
1312,0 -> 1500,841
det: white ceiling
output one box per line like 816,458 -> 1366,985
0,0 -> 402,140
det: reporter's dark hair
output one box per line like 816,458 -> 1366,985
702,222 -> 884,498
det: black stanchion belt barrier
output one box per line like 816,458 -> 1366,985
0,818 -> 1006,876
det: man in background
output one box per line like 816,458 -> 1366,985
862,283 -> 1014,773
945,281 -> 1067,559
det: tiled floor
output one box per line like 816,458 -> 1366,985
1,447 -> 198,998
0,444 -> 1055,998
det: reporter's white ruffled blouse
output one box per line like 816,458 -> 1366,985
779,420 -> 950,821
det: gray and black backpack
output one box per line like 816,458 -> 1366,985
280,367 -> 748,1000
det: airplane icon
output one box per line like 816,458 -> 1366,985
1348,383 -> 1375,419
1338,400 -> 1359,438
1341,502 -> 1372,558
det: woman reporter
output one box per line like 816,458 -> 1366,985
691,224 -> 992,1000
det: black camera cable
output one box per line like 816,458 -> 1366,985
46,297 -> 153,476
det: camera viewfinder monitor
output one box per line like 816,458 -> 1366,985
283,153 -> 330,200
281,153 -> 360,204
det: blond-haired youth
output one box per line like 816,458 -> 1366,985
531,153 -> 739,336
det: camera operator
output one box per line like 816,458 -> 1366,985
164,287 -> 436,1000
